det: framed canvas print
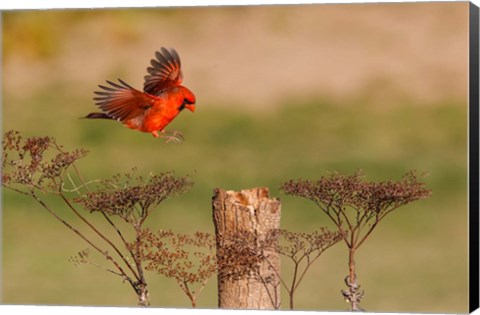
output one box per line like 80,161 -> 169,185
1,1 -> 479,314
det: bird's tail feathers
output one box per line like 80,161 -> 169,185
83,112 -> 113,120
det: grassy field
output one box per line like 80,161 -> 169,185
2,4 -> 469,313
2,94 -> 468,312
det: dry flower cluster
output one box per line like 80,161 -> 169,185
215,230 -> 268,282
74,170 -> 192,226
134,229 -> 216,307
2,130 -> 87,193
265,228 -> 345,260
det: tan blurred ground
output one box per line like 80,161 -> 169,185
3,2 -> 469,109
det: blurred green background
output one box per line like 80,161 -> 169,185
2,2 -> 469,313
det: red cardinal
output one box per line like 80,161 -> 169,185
86,47 -> 196,138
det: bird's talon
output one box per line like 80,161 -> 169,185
159,130 -> 184,144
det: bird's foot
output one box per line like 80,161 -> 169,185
156,130 -> 184,144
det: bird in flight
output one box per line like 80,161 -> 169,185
85,47 -> 196,141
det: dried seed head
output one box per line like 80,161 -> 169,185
280,170 -> 432,218
263,228 -> 345,261
133,229 -> 217,289
2,130 -> 87,190
74,171 -> 193,223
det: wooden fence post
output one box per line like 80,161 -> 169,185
212,187 -> 281,309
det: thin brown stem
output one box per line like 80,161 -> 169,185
31,193 -> 135,289
355,219 -> 379,250
261,252 -> 291,297
258,273 -> 280,309
3,185 -> 34,197
344,246 -> 365,312
133,225 -> 146,288
337,205 -> 353,231
348,247 -> 356,284
59,193 -> 141,282
182,281 -> 196,308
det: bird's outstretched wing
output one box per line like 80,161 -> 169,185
143,47 -> 183,95
93,79 -> 158,122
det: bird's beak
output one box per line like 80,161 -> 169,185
185,104 -> 196,112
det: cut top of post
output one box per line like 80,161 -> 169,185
212,187 -> 281,236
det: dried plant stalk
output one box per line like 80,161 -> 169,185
2,130 -> 193,307
281,170 -> 432,311
263,228 -> 344,309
